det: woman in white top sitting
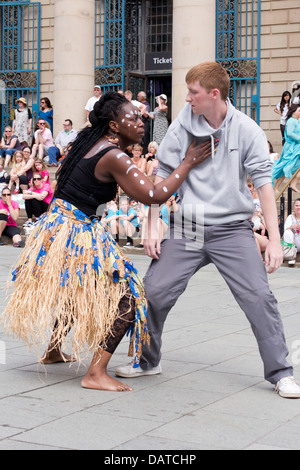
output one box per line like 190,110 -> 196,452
283,198 -> 300,252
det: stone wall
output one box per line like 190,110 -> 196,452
260,0 -> 300,153
39,0 -> 55,99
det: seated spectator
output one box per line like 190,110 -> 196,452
146,141 -> 159,182
283,198 -> 300,255
0,187 -> 23,247
31,119 -> 54,160
131,144 -> 146,174
47,119 -> 78,167
6,150 -> 26,194
15,146 -> 34,191
22,172 -> 53,226
247,177 -> 266,233
102,200 -> 118,240
32,159 -> 49,184
0,158 -> 8,196
116,197 -> 139,246
145,141 -> 159,162
0,126 -> 22,168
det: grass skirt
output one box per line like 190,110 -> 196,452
2,199 -> 149,365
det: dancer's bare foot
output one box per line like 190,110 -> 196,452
81,371 -> 133,392
40,348 -> 77,364
81,349 -> 133,391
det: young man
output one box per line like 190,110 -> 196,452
116,61 -> 300,398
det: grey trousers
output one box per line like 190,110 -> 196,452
141,219 -> 293,384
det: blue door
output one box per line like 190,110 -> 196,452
0,0 -> 41,136
216,0 -> 261,123
95,0 -> 125,93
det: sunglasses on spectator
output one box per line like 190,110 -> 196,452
33,177 -> 42,181
2,192 -> 11,196
38,122 -> 46,126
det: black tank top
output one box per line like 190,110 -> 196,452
54,146 -> 118,217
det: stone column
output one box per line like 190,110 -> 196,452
53,0 -> 95,135
172,0 -> 216,119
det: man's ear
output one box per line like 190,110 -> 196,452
210,88 -> 220,100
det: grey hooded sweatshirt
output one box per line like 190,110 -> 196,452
156,100 -> 272,226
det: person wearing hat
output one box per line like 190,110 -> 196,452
148,94 -> 168,146
85,85 -> 102,124
12,97 -> 32,148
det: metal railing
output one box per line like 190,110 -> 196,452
0,1 -> 41,135
216,0 -> 261,123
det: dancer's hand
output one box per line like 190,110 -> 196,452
184,138 -> 218,168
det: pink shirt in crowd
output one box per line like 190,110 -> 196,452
0,199 -> 19,226
29,182 -> 53,205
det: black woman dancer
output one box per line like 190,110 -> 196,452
2,92 -> 213,391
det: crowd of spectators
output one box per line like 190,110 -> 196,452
1,82 -> 300,261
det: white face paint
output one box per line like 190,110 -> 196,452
133,172 -> 139,177
125,114 -> 131,118
140,180 -> 145,185
149,190 -> 154,198
163,186 -> 168,192
175,174 -> 180,179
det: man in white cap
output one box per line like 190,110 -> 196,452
85,85 -> 102,124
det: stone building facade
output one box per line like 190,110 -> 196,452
1,0 -> 299,154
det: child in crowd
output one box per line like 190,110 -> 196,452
116,197 -> 139,246
32,159 -> 50,183
7,150 -> 25,194
102,199 -> 118,240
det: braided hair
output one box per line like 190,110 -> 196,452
55,91 -> 129,193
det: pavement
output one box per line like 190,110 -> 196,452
0,246 -> 300,451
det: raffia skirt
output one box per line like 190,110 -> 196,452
2,198 -> 149,364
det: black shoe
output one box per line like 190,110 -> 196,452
135,244 -> 144,248
125,241 -> 133,247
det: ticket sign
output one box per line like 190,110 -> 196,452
145,52 -> 172,72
